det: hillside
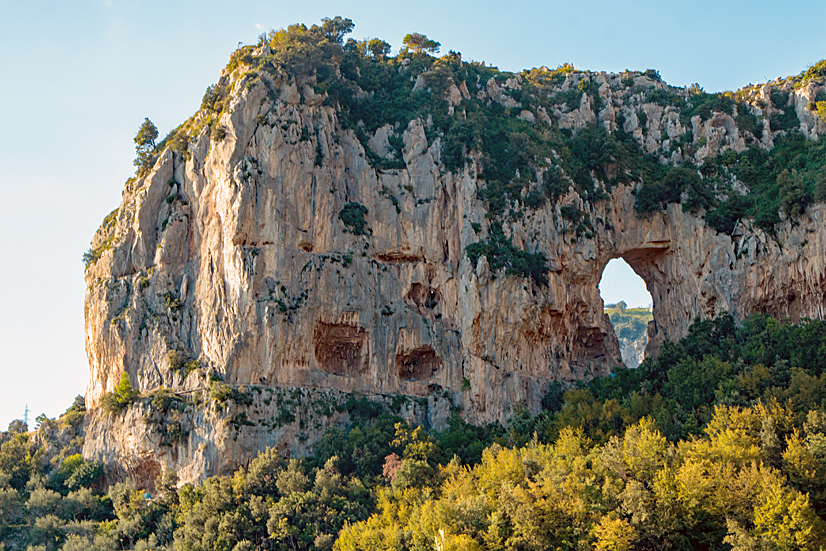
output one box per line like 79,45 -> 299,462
78,16 -> 826,488
3,314 -> 826,550
604,302 -> 652,368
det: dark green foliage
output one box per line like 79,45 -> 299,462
541,382 -> 566,413
559,205 -> 594,238
312,404 -> 401,482
8,313 -> 826,549
563,313 -> 826,444
770,91 -> 800,133
209,381 -> 253,407
799,59 -> 826,81
55,455 -> 104,491
337,202 -> 369,235
465,222 -> 549,286
244,17 -> 826,239
401,33 -> 440,54
6,420 -> 26,434
61,396 -> 86,430
365,38 -> 390,60
166,350 -> 200,377
201,84 -> 228,114
635,166 -> 712,215
133,118 -> 158,176
685,91 -> 735,122
258,18 -> 352,80
431,415 -> 505,465
708,131 -> 826,232
210,122 -> 227,142
736,102 -> 763,139
0,434 -> 34,490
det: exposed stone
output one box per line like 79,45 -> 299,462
395,346 -> 442,381
82,69 -> 826,486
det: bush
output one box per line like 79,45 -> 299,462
337,202 -> 370,235
200,84 -> 227,114
635,166 -> 712,215
465,222 -> 549,286
57,455 -> 103,491
100,373 -> 138,417
210,123 -> 227,142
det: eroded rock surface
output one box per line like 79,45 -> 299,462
82,66 -> 826,485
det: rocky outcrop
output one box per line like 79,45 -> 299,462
619,333 -> 647,369
82,62 -> 826,486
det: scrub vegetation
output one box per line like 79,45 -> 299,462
4,314 -> 826,550
113,17 -> 826,284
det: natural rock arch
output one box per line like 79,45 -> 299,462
81,72 -> 826,484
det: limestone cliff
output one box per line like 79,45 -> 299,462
81,42 -> 826,485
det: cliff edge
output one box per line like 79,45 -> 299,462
81,23 -> 826,486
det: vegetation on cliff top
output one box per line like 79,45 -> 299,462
4,313 -> 826,550
92,17 -> 826,285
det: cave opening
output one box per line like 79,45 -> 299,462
599,257 -> 653,368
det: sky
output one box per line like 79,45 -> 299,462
1,0 -> 825,429
599,259 -> 651,309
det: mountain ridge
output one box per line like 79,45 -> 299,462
81,18 -> 826,485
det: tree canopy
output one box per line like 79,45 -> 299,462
402,32 -> 440,54
133,118 -> 158,176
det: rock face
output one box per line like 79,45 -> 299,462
619,332 -> 647,369
82,65 -> 826,486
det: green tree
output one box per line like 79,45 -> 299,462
6,420 -> 26,434
100,373 -> 139,416
402,33 -> 440,54
0,434 -> 33,490
318,16 -> 354,45
133,118 -> 158,176
366,38 -> 391,60
777,168 -> 809,218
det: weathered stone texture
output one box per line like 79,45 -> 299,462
82,70 -> 826,485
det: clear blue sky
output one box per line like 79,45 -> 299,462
600,259 -> 651,309
1,0 -> 824,428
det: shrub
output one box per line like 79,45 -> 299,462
58,455 -> 103,491
200,84 -> 227,114
816,101 -> 826,122
208,381 -> 235,405
337,202 -> 370,235
799,59 -> 826,81
635,166 -> 711,215
465,222 -> 549,286
61,396 -> 86,430
210,123 -> 227,142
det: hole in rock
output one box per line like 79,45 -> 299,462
406,283 -> 440,310
599,258 -> 653,368
395,346 -> 442,381
313,322 -> 369,376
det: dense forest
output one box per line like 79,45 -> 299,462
2,313 -> 826,550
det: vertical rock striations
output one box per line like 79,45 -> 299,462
82,53 -> 826,485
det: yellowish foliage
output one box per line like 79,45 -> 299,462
593,515 -> 636,551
